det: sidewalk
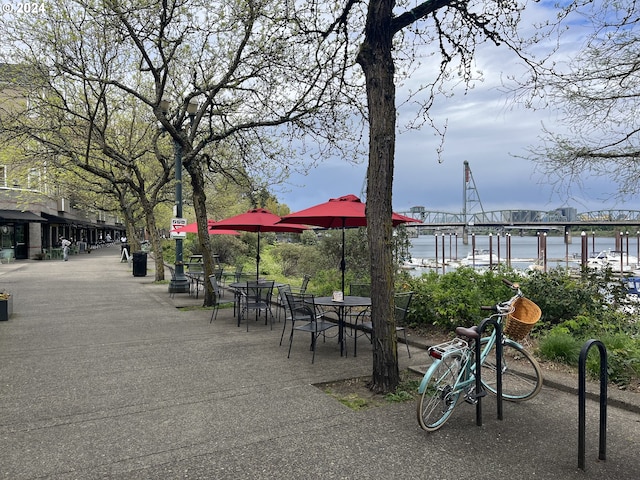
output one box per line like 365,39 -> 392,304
0,249 -> 639,479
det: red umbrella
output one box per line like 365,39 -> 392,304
281,194 -> 417,291
171,220 -> 239,235
281,194 -> 416,228
209,208 -> 307,278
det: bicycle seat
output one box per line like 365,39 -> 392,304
455,325 -> 480,339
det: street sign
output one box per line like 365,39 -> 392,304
170,218 -> 187,239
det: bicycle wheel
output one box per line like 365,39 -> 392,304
417,353 -> 464,431
480,337 -> 543,402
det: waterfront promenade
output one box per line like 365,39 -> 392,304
1,247 -> 639,479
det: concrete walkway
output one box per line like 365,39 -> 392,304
0,248 -> 639,479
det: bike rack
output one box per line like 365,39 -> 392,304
578,339 -> 607,471
475,317 -> 503,426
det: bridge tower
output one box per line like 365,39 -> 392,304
462,161 -> 485,244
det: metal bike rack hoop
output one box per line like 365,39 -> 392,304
475,317 -> 503,426
578,339 -> 607,471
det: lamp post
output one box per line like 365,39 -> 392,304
160,97 -> 198,294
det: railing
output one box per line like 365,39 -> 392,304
398,209 -> 640,226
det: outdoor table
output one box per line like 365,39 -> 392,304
229,280 -> 283,328
314,296 -> 371,357
229,278 -> 285,326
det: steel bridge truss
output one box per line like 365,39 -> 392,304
400,209 -> 640,227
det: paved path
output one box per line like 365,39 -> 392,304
0,248 -> 639,479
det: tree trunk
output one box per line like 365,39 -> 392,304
140,200 -> 165,282
357,0 -> 400,393
185,161 -> 215,306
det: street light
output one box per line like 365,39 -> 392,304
160,97 -> 199,294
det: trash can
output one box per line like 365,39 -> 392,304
132,251 -> 147,277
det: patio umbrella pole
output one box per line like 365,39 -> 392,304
341,219 -> 346,294
256,231 -> 261,280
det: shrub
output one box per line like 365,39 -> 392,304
538,333 -> 582,365
520,269 -> 596,327
540,322 -> 640,386
589,333 -> 640,385
271,243 -> 325,277
519,268 -> 629,329
405,267 -> 513,329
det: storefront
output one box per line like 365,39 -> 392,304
0,209 -> 46,260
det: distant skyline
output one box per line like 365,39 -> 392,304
277,2 -> 637,216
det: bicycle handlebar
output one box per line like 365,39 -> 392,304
481,279 -> 523,315
502,278 -> 519,289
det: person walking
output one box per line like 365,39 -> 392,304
60,237 -> 71,261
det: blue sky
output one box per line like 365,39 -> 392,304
278,2 -> 635,216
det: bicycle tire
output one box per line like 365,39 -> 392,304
417,353 -> 464,431
480,337 -> 543,402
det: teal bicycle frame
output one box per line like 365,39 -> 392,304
418,324 -> 500,400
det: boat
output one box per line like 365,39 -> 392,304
586,250 -> 639,273
402,257 -> 442,270
460,249 -> 496,267
404,257 -> 427,268
626,277 -> 640,296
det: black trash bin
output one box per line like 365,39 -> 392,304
132,251 -> 147,277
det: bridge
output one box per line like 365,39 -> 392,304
396,208 -> 640,229
396,162 -> 640,230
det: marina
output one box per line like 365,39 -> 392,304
406,233 -> 640,275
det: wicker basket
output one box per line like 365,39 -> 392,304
503,297 -> 541,341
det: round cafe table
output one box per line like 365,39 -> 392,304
314,296 -> 371,357
229,280 -> 285,328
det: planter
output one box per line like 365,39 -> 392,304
0,295 -> 13,321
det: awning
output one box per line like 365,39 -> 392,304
41,212 -> 73,224
0,209 -> 46,222
41,212 -> 91,225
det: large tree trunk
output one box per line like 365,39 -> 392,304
357,0 -> 400,393
140,200 -> 165,282
185,161 -> 215,306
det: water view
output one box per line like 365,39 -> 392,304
407,233 -> 640,274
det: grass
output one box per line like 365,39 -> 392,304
385,377 -> 420,403
538,333 -> 582,365
320,372 -> 421,411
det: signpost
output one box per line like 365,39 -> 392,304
170,218 -> 187,239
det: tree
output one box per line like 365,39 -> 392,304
0,0 -> 362,292
334,0 -> 543,392
519,0 -> 640,201
0,49 -> 175,279
90,0 -> 360,305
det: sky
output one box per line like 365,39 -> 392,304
277,2 -> 636,217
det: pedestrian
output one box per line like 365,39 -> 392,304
60,237 -> 71,261
120,234 -> 129,257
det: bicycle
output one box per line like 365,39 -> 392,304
416,279 -> 543,432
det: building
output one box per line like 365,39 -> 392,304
0,63 -> 124,260
0,187 -> 124,260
